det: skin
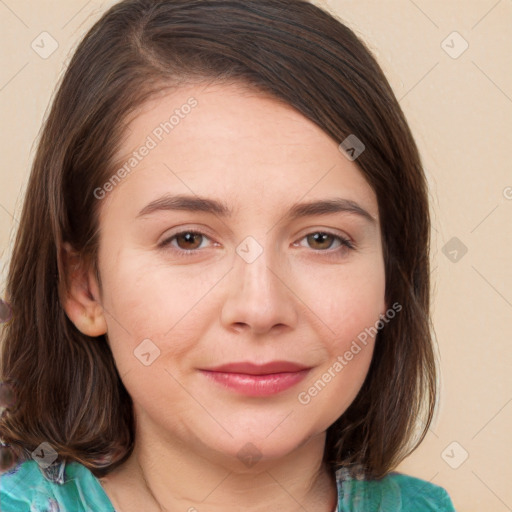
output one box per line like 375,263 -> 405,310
63,82 -> 386,512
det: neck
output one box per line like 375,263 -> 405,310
101,411 -> 338,512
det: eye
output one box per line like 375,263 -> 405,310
293,231 -> 355,256
159,230 -> 213,256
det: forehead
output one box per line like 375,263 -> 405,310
120,82 -> 332,159
100,82 -> 378,222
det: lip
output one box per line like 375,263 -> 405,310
203,361 -> 311,375
199,361 -> 312,397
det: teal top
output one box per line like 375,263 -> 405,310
0,458 -> 456,511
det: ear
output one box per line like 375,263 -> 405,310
60,242 -> 107,337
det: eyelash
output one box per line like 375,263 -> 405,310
159,229 -> 355,259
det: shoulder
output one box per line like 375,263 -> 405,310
0,458 -> 52,511
0,458 -> 115,512
336,469 -> 455,512
386,473 -> 455,511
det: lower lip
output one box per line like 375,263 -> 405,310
200,369 -> 311,397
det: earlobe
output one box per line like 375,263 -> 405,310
60,242 -> 107,337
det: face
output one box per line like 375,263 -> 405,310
90,82 -> 386,469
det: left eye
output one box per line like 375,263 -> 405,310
294,232 -> 354,252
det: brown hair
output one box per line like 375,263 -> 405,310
0,0 -> 435,479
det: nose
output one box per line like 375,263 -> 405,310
220,239 -> 298,336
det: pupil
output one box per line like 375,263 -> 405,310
311,232 -> 331,249
181,232 -> 199,248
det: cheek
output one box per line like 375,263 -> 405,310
294,258 -> 385,416
295,253 -> 386,344
97,248 -> 229,372
327,277 -> 385,355
297,320 -> 378,424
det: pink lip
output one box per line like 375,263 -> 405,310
203,360 -> 311,375
199,361 -> 312,397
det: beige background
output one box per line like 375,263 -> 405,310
0,1 -> 511,510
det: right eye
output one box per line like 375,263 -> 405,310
159,230 -> 214,256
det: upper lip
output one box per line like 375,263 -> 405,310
202,361 -> 311,375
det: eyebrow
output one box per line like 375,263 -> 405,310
136,194 -> 376,223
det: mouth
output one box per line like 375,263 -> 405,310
199,361 -> 312,397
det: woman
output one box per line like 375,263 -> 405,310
0,0 -> 455,510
